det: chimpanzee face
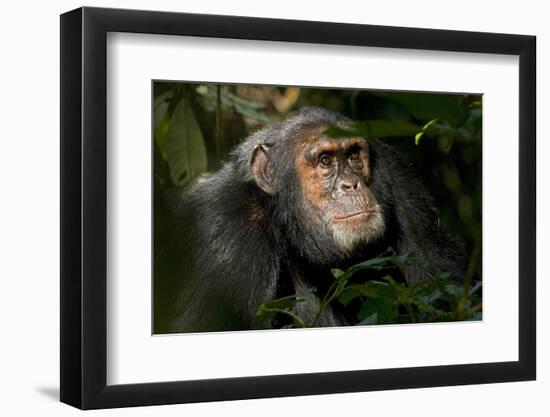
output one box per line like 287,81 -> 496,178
295,136 -> 385,252
250,133 -> 385,254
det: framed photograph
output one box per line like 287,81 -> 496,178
60,6 -> 536,409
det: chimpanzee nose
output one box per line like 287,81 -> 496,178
339,177 -> 359,192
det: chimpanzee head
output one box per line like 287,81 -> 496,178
243,107 -> 385,265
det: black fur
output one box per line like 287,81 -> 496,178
154,107 -> 465,333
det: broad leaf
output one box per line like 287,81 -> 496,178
167,98 -> 207,186
154,91 -> 171,126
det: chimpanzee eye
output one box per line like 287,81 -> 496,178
349,152 -> 360,161
319,154 -> 332,167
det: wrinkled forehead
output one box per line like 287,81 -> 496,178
308,136 -> 367,150
290,126 -> 367,153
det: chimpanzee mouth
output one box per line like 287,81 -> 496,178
333,209 -> 377,222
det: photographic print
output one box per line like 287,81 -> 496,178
61,8 -> 535,408
153,82 -> 482,334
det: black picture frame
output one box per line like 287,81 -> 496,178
60,6 -> 536,410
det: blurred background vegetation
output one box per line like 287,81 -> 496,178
154,82 -> 482,326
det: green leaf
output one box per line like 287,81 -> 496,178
154,112 -> 169,161
258,288 -> 316,311
331,268 -> 346,279
167,98 -> 207,186
344,252 -> 411,277
415,118 -> 440,145
359,313 -> 378,325
255,288 -> 316,328
414,131 -> 425,145
154,91 -> 171,126
153,91 -> 172,161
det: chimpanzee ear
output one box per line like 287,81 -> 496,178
250,144 -> 275,194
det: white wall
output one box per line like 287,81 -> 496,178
0,0 -> 546,415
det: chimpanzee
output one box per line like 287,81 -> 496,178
154,107 -> 465,333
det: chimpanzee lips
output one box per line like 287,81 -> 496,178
333,208 -> 377,221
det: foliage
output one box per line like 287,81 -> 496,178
166,98 -> 207,186
153,82 -> 483,327
255,250 -> 482,328
255,288 -> 318,329
153,83 -> 276,188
